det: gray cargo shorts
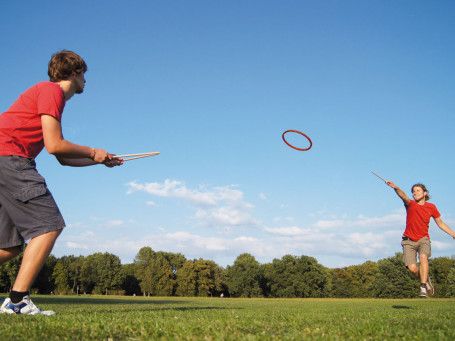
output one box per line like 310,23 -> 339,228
0,155 -> 65,249
401,236 -> 431,267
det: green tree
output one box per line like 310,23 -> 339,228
121,263 -> 141,296
80,252 -> 123,294
430,257 -> 454,297
33,254 -> 57,294
133,247 -> 182,296
53,260 -> 71,294
175,260 -> 197,296
153,254 -> 175,296
193,258 -> 215,297
330,261 -> 377,298
210,261 -> 228,297
134,247 -> 155,295
227,253 -> 263,297
265,255 -> 329,298
2,250 -> 23,292
445,257 -> 455,297
371,253 -> 417,298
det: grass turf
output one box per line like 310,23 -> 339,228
1,295 -> 454,340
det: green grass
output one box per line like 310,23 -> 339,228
1,295 -> 455,340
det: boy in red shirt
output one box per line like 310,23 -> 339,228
386,181 -> 455,297
0,51 -> 123,315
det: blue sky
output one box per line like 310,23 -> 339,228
1,1 -> 455,268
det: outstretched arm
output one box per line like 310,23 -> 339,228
41,114 -> 122,167
385,180 -> 410,207
434,217 -> 455,239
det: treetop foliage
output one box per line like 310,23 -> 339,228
2,247 -> 455,298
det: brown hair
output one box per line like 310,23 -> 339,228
48,50 -> 87,82
412,183 -> 430,201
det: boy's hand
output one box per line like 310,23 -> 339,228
386,181 -> 397,189
104,157 -> 123,168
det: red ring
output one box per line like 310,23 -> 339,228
282,130 -> 312,151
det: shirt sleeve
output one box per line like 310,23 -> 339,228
37,83 -> 65,122
432,204 -> 441,219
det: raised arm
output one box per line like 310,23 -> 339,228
434,217 -> 455,239
385,180 -> 411,207
41,114 -> 122,167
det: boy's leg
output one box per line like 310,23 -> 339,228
0,246 -> 21,266
12,229 -> 62,292
407,263 -> 419,278
418,253 -> 429,284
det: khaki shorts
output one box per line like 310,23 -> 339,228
0,155 -> 65,249
401,236 -> 431,267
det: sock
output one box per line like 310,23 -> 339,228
421,283 -> 426,288
9,291 -> 29,304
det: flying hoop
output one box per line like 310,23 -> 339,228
282,130 -> 312,151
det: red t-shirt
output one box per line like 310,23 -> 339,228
0,81 -> 65,158
404,200 -> 441,241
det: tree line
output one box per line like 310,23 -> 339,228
2,246 -> 455,298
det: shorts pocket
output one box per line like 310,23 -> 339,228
12,184 -> 48,203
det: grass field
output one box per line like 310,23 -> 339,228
1,295 -> 454,340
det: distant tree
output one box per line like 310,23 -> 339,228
134,247 -> 155,296
0,264 -> 9,292
53,260 -> 71,294
121,263 -> 141,295
445,258 -> 455,297
209,261 -> 228,297
193,258 -> 215,297
329,268 -> 351,298
2,250 -> 23,292
429,257 -> 454,297
33,254 -> 57,294
265,255 -> 329,298
134,247 -> 183,296
80,252 -> 123,294
331,261 -> 377,298
371,253 -> 417,298
226,253 -> 263,297
175,260 -> 197,296
153,254 -> 175,296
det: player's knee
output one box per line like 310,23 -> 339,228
419,253 -> 429,262
407,264 -> 418,273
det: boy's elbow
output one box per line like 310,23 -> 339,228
55,156 -> 69,166
45,143 -> 59,155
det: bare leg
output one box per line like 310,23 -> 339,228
407,263 -> 419,279
0,246 -> 22,266
12,229 -> 62,292
419,254 -> 429,284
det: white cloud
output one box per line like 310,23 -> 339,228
108,220 -> 124,226
126,179 -> 258,228
264,226 -> 310,236
313,211 -> 405,230
65,242 -> 89,249
58,192 -> 451,269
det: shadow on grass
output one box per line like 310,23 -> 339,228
392,305 -> 412,309
118,306 -> 236,313
8,296 -> 188,306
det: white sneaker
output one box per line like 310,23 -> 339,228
419,286 -> 428,298
426,277 -> 434,296
0,296 -> 55,315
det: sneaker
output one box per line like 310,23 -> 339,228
0,295 -> 55,315
419,286 -> 428,298
426,277 -> 434,296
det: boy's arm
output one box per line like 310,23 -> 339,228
434,217 -> 455,239
41,114 -> 121,167
385,180 -> 411,206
